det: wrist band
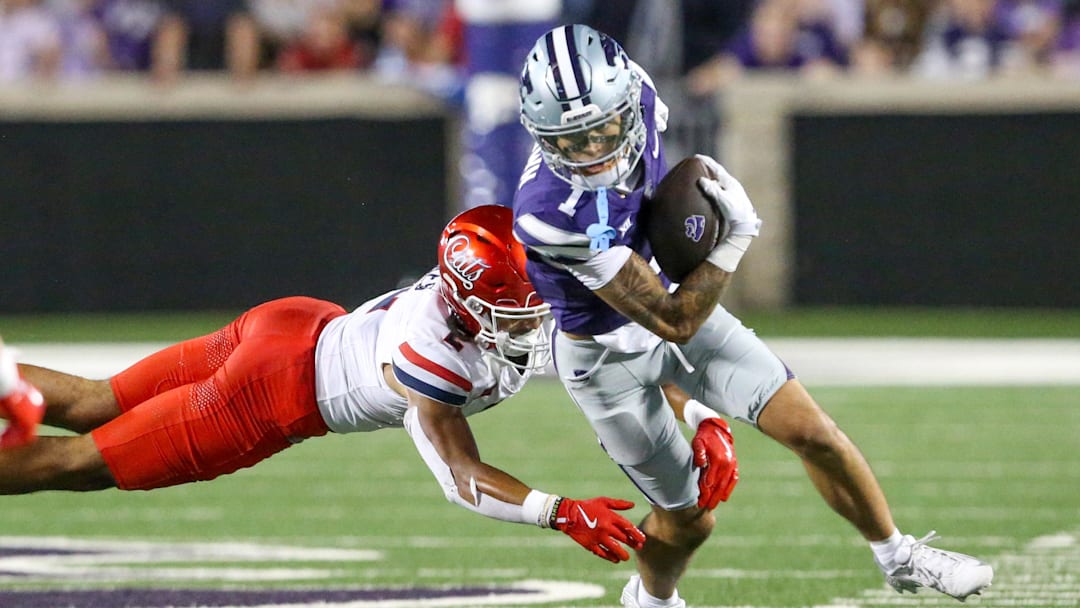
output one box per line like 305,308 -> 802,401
706,235 -> 752,272
522,491 -> 567,529
684,399 -> 721,429
522,490 -> 556,528
548,497 -> 564,529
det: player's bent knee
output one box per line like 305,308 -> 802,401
651,506 -> 715,550
789,417 -> 841,455
759,382 -> 848,459
681,511 -> 715,551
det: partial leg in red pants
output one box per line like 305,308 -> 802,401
0,296 -> 344,494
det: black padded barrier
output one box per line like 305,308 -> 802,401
792,112 -> 1080,307
1,117 -> 449,312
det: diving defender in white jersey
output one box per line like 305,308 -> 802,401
0,205 -> 648,563
512,24 -> 993,606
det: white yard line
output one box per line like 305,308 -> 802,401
12,342 -> 173,379
0,532 -> 1074,607
11,339 -> 1080,386
768,338 -> 1080,386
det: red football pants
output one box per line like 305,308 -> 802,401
91,296 -> 346,490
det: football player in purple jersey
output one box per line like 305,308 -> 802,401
0,205 -> 652,563
512,24 -> 993,607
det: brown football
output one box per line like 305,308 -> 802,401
641,156 -> 724,282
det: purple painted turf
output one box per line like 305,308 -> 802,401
0,586 -> 540,607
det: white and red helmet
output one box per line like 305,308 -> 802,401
437,205 -> 552,371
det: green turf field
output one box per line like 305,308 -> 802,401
2,306 -> 1080,341
1,310 -> 1078,607
2,380 -> 1078,607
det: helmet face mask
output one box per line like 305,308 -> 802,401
462,294 -> 552,372
520,25 -> 646,191
438,205 -> 552,372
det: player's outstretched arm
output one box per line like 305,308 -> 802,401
0,340 -> 46,449
403,393 -> 645,562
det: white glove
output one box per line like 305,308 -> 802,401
694,154 -> 761,238
695,155 -> 761,272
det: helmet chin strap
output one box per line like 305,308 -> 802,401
571,158 -> 626,190
571,152 -> 644,191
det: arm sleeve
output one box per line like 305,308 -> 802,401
403,407 -> 548,525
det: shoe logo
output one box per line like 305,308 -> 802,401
577,505 -> 598,529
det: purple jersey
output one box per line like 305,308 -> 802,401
92,0 -> 166,71
727,20 -> 847,69
1060,16 -> 1080,51
512,81 -> 667,336
994,0 -> 1062,39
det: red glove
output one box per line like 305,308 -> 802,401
0,378 -> 45,449
553,496 -> 646,563
691,417 -> 738,509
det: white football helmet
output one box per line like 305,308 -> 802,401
519,24 -> 646,191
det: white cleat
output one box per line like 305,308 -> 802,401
620,575 -> 686,608
882,531 -> 994,601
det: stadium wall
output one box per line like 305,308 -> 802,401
0,76 -> 451,313
718,76 -> 1080,311
2,75 -> 1077,313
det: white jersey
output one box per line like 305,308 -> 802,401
313,270 -> 531,434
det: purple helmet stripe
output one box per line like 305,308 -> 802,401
544,31 -> 571,112
561,25 -> 592,106
600,33 -> 620,67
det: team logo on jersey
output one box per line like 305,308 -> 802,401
684,215 -> 706,243
443,234 -> 490,289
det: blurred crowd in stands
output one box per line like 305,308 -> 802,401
2,0 -> 1079,87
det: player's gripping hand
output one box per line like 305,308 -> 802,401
691,417 -> 739,510
0,346 -> 45,449
694,154 -> 761,239
552,497 -> 646,563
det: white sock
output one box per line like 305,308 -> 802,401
870,528 -> 905,572
0,347 -> 19,397
637,584 -> 682,608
